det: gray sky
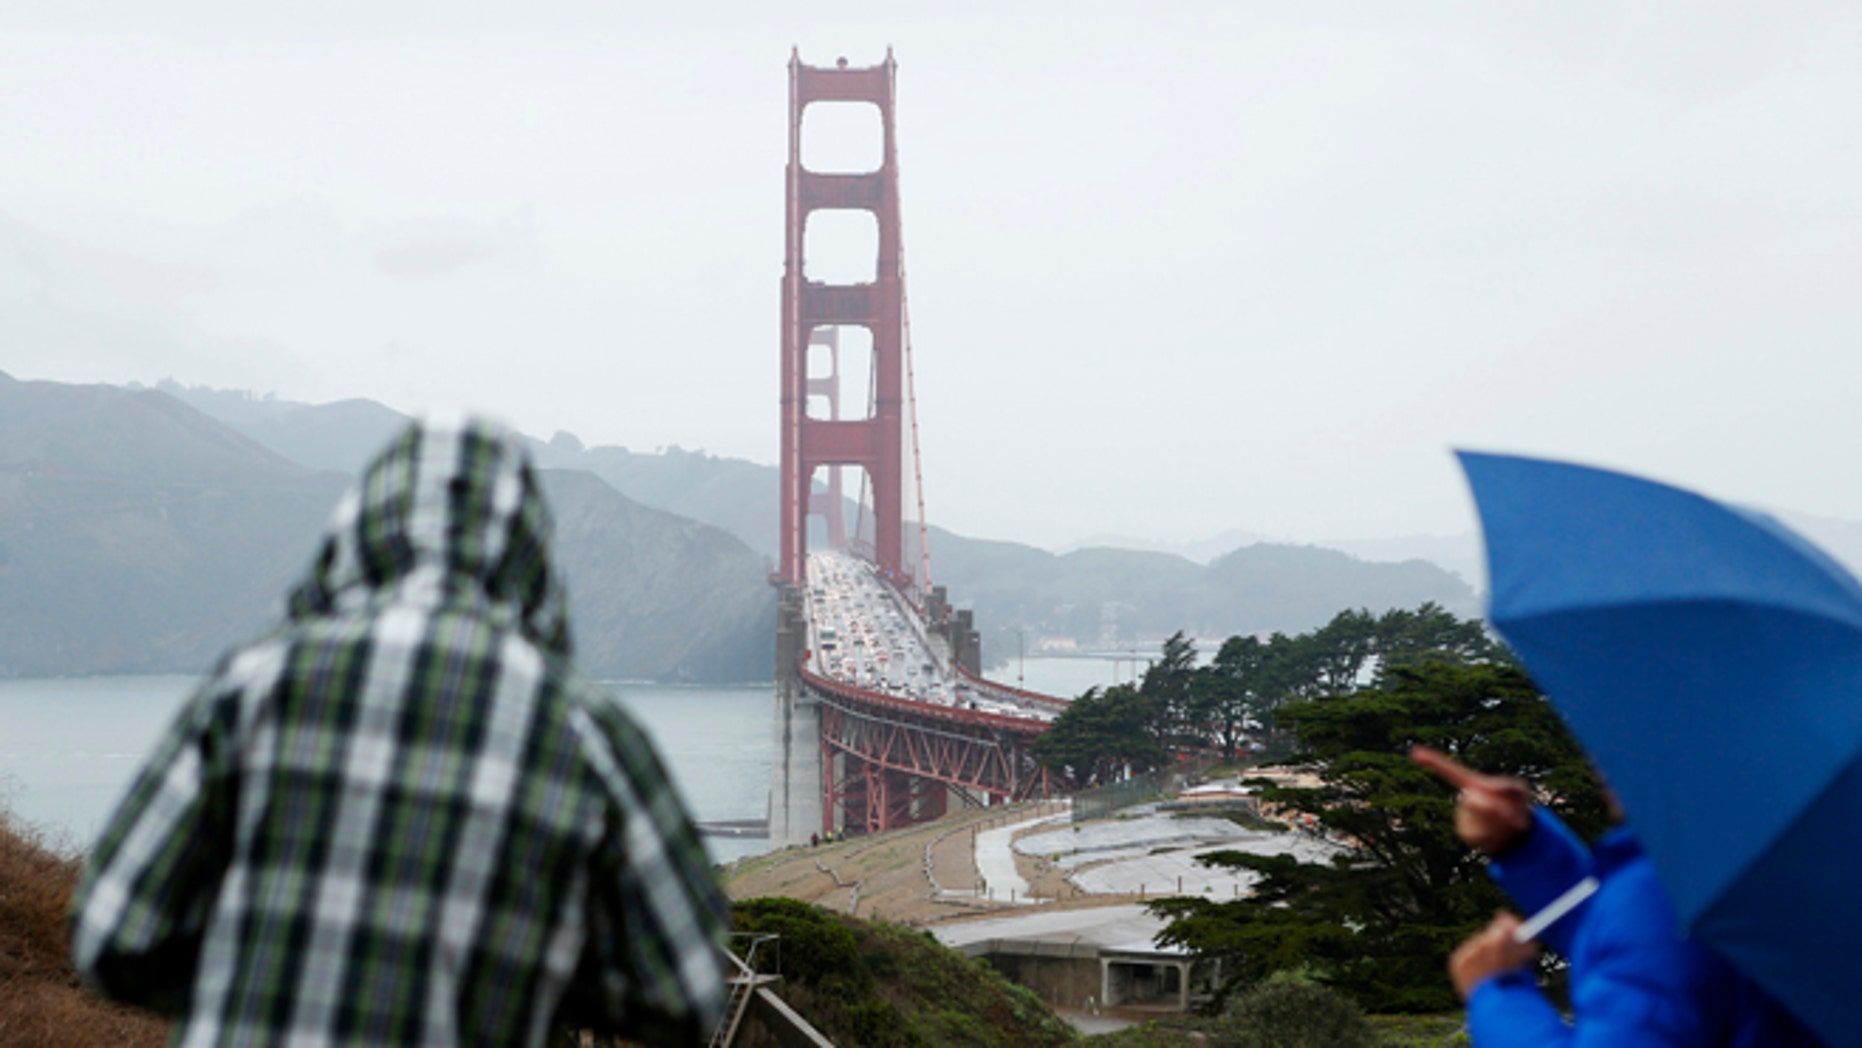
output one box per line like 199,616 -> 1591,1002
6,3 -> 1861,552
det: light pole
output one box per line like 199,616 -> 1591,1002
1016,628 -> 1025,689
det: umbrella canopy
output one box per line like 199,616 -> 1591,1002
1458,450 -> 1862,1047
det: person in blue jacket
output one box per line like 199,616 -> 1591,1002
1412,746 -> 1817,1047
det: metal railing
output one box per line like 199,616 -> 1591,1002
710,933 -> 779,1048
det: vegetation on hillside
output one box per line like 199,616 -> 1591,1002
1030,607 -> 1605,1014
1082,1003 -> 1467,1048
1068,609 -> 1610,1015
729,897 -> 1074,1048
1035,603 -> 1499,787
0,808 -> 167,1047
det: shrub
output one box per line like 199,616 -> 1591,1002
729,897 -> 866,989
1213,981 -> 1377,1048
0,809 -> 169,1047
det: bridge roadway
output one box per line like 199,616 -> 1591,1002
803,550 -> 1064,720
781,550 -> 1071,839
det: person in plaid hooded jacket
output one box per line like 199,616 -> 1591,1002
71,416 -> 730,1046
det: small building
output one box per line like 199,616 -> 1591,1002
932,905 -> 1218,1015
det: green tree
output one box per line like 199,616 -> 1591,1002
1371,602 -> 1507,679
1306,608 -> 1379,693
1195,635 -> 1263,764
1151,660 -> 1608,1014
1032,683 -> 1167,788
1195,627 -> 1330,759
1189,606 -> 1511,762
1142,630 -> 1201,748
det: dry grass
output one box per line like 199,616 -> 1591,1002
720,800 -> 1138,929
0,810 -> 168,1048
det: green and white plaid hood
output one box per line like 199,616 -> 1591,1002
284,418 -> 571,658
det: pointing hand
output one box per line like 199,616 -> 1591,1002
1411,745 -> 1534,856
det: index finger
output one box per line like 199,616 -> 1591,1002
1410,745 -> 1482,789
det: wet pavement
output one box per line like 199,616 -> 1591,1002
933,793 -> 1345,1030
999,799 -> 1340,899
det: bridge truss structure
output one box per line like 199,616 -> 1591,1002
807,670 -> 1061,833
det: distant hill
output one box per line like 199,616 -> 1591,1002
1057,527 -> 1276,564
0,373 -> 773,682
0,373 -> 349,676
153,382 -> 1493,661
541,469 -> 773,683
159,381 -> 785,557
154,382 -> 409,475
923,526 -> 1479,664
534,438 -> 779,562
128,380 -> 1862,681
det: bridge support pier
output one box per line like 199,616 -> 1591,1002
769,586 -> 824,848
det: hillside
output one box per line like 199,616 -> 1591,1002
152,383 -> 409,475
160,380 -> 783,556
922,527 -> 1479,665
730,897 -> 1074,1048
0,373 -> 774,682
0,373 -> 350,676
543,469 -> 774,682
0,811 -> 168,1047
162,383 -> 1484,650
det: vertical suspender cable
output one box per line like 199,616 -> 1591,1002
894,126 -> 934,594
901,282 -> 933,592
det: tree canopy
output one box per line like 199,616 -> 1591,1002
1033,606 -> 1610,1011
1030,683 -> 1168,789
1034,603 -> 1512,783
1150,651 -> 1608,1013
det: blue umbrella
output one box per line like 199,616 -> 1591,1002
1458,451 -> 1862,1047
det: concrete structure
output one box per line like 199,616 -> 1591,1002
768,585 -> 823,848
925,798 -> 1343,1017
933,905 -> 1215,1015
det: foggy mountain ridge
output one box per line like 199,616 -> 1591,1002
133,379 -> 1862,666
157,380 -> 1494,576
1061,528 -> 1486,587
0,373 -> 773,681
156,383 -> 1490,636
921,525 -> 1481,663
144,382 -> 1490,655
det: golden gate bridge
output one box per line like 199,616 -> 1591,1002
769,50 -> 1071,845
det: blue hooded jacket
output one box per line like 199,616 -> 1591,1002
1467,809 -> 1816,1046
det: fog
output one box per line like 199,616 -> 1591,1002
6,3 -> 1860,551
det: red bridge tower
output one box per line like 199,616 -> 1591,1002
779,49 -> 905,586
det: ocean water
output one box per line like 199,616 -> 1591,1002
0,675 -> 776,865
0,657 -> 1110,865
981,654 -> 1143,699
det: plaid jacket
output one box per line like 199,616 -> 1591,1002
71,418 -> 730,1046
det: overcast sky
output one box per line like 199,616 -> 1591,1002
6,3 -> 1861,552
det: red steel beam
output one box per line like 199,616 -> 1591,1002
812,676 -> 1055,836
